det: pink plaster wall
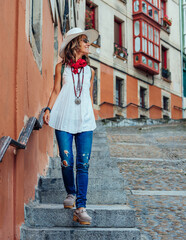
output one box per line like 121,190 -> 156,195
0,0 -> 62,239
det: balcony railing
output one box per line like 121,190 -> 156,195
91,34 -> 101,47
161,17 -> 171,33
114,43 -> 128,60
161,68 -> 171,81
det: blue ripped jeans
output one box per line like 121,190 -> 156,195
55,130 -> 93,209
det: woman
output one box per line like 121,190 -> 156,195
43,28 -> 98,225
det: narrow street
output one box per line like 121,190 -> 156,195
106,123 -> 186,240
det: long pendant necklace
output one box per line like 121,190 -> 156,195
71,67 -> 84,105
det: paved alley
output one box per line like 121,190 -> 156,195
106,123 -> 186,240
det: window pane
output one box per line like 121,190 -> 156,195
142,22 -> 144,36
148,41 -> 151,54
145,39 -> 147,53
154,30 -> 157,43
142,2 -> 147,13
134,21 -> 140,36
151,27 -> 153,41
151,43 -> 153,57
148,5 -> 153,17
154,10 -> 158,22
142,38 -> 145,52
142,56 -> 147,64
145,23 -> 147,37
154,0 -> 158,7
148,59 -> 153,67
154,45 -> 157,58
135,37 -> 141,51
134,1 -> 139,12
154,62 -> 158,70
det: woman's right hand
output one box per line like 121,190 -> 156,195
43,110 -> 50,125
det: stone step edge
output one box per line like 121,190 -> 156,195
21,225 -> 140,231
25,203 -> 133,211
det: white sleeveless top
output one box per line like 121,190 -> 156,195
49,64 -> 96,134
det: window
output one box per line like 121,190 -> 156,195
116,77 -> 123,107
85,1 -> 97,30
114,18 -> 123,46
142,56 -> 147,64
161,0 -> 166,24
134,21 -> 140,36
142,1 -> 147,13
92,68 -> 98,105
29,0 -> 43,72
135,37 -> 141,52
162,46 -> 167,69
134,1 -> 139,12
163,96 -> 169,111
140,87 -> 147,108
154,10 -> 158,22
148,5 -> 153,17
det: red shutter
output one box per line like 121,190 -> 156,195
92,7 -> 95,29
115,19 -> 122,46
164,50 -> 167,69
119,23 -> 122,46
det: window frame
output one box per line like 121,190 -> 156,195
163,96 -> 169,111
114,17 -> 123,47
29,0 -> 43,73
140,86 -> 147,108
115,77 -> 124,107
162,46 -> 168,69
85,0 -> 98,30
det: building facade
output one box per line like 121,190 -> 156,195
76,0 -> 183,119
0,0 -> 184,239
0,0 -> 69,239
181,0 -> 186,117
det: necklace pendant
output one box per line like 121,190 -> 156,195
75,97 -> 81,105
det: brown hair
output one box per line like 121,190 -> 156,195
62,35 -> 90,65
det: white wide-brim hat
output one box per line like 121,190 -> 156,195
59,27 -> 99,58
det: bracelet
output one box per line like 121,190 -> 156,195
44,107 -> 51,113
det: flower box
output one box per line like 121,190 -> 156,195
163,15 -> 172,26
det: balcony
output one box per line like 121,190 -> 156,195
114,43 -> 128,61
91,34 -> 101,48
161,16 -> 172,34
161,68 -> 171,82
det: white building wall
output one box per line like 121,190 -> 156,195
75,0 -> 183,116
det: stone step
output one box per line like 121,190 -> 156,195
47,157 -> 121,178
47,166 -> 120,179
35,188 -> 126,205
49,156 -> 115,168
24,204 -> 136,228
20,225 -> 141,240
37,177 -> 124,191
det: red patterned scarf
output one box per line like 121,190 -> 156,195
70,59 -> 87,74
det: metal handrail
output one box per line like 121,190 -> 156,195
173,106 -> 186,111
0,108 -> 46,162
99,101 -> 163,111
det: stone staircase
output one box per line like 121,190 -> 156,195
20,125 -> 141,239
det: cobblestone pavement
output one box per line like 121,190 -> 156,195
106,123 -> 186,240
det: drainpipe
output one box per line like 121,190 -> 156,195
180,0 -> 184,118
